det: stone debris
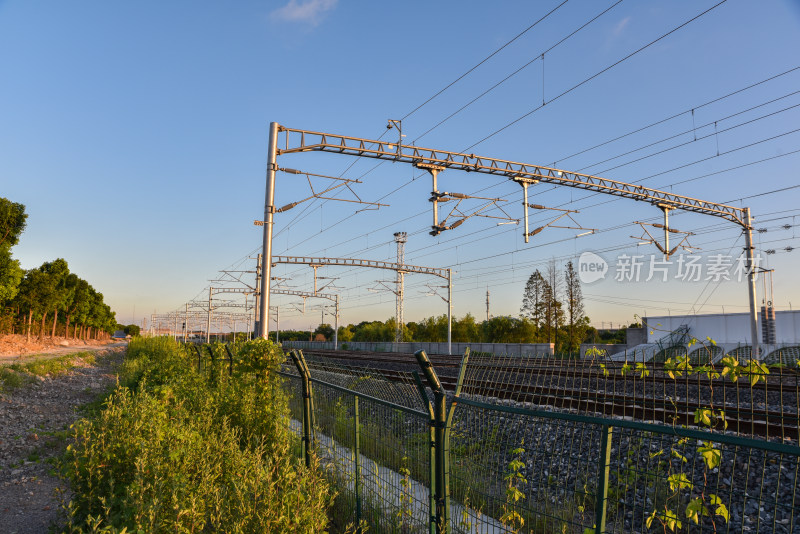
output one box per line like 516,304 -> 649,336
0,348 -> 123,534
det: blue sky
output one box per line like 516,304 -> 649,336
2,0 -> 799,331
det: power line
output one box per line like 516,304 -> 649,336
553,65 -> 800,165
400,0 -> 570,121
412,0 -> 625,143
465,0 -> 730,151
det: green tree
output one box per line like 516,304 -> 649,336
481,315 -> 537,343
64,276 -> 90,339
337,324 -> 354,342
452,313 -> 480,342
564,261 -> 588,354
413,315 -> 448,342
520,270 -> 547,336
124,324 -> 141,337
351,320 -> 395,342
542,261 -> 565,346
313,323 -> 335,341
0,198 -> 27,249
0,198 -> 26,310
46,259 -> 71,339
0,248 -> 23,304
32,258 -> 71,340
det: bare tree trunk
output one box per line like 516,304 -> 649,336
39,312 -> 47,342
51,308 -> 58,340
65,315 -> 71,341
26,309 -> 32,343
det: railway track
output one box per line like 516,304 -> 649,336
290,348 -> 800,441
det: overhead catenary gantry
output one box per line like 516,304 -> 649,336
258,123 -> 762,357
270,255 -> 453,354
151,310 -> 252,342
271,288 -> 341,348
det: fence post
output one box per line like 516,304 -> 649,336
412,371 -> 437,534
594,424 -> 613,534
354,394 -> 362,533
290,349 -> 314,468
193,345 -> 202,372
416,349 -> 468,534
224,344 -> 234,376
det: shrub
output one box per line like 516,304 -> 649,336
63,337 -> 331,533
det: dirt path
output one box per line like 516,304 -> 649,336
1,341 -> 128,366
0,334 -> 124,365
0,348 -> 125,534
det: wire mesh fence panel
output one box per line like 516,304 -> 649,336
271,347 -> 799,533
454,352 -> 799,442
311,380 -> 432,533
302,353 -> 430,412
281,373 -> 304,433
606,427 -> 800,533
450,402 -> 599,533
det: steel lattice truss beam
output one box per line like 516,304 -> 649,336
271,255 -> 449,280
153,312 -> 251,321
272,288 -> 339,303
188,301 -> 254,310
277,127 -> 747,227
212,287 -> 255,295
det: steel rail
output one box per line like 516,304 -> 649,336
295,361 -> 798,440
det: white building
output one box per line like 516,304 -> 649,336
643,310 -> 800,345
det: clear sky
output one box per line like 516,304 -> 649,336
2,0 -> 799,333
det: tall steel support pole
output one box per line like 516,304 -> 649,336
247,307 -> 252,341
447,268 -> 452,355
432,171 -> 438,229
275,306 -> 280,344
206,287 -> 212,344
334,295 -> 339,350
522,182 -> 530,243
394,232 -> 407,343
183,303 -> 188,343
743,207 -> 760,358
254,255 -> 261,331
259,122 -> 279,338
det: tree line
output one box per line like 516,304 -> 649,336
298,261 -> 635,353
0,197 -> 117,341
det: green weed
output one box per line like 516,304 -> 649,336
63,336 -> 332,533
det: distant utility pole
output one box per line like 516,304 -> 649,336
486,288 -> 490,322
394,231 -> 407,343
206,287 -> 212,343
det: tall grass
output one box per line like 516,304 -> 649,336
63,337 -> 332,533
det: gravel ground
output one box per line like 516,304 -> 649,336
0,348 -> 124,534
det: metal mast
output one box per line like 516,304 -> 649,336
394,232 -> 407,343
258,124 -> 278,339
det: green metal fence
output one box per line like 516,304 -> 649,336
268,346 -> 799,533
